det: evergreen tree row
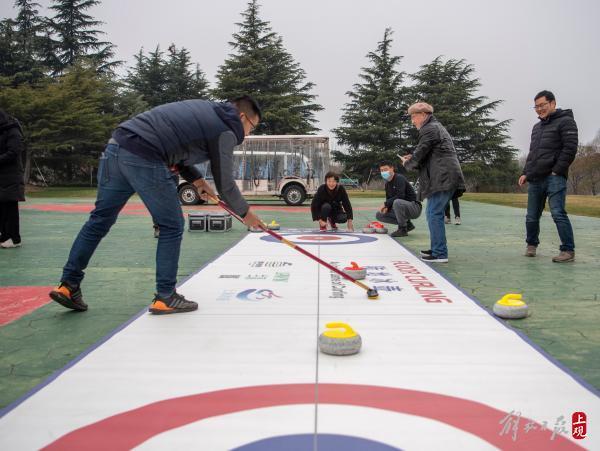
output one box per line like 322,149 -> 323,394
333,29 -> 519,191
1,0 -> 519,191
0,0 -> 324,184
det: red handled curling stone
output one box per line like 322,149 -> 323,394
372,221 -> 388,234
343,261 -> 367,280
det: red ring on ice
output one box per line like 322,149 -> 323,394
43,384 -> 582,450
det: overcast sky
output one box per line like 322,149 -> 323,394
2,0 -> 599,155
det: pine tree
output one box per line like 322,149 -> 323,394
126,46 -> 167,107
14,1 -> 41,59
0,19 -> 19,80
163,44 -> 209,102
11,0 -> 49,84
213,0 -> 322,134
410,57 -> 516,164
409,56 -> 518,191
48,0 -> 119,74
126,44 -> 210,108
0,62 -> 122,183
332,28 -> 409,180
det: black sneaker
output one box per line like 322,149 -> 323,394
49,281 -> 88,311
391,227 -> 408,237
420,249 -> 432,257
149,292 -> 198,314
421,254 -> 448,263
407,220 -> 415,232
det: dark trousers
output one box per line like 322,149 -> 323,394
319,203 -> 347,224
0,201 -> 21,244
526,175 -> 574,252
444,197 -> 460,218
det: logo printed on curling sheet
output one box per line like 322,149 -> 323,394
273,272 -> 290,282
236,289 -> 282,301
216,290 -> 236,301
246,274 -> 269,280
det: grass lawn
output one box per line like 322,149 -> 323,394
463,192 -> 600,218
26,186 -> 98,198
25,186 -> 600,218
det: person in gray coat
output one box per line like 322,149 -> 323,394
0,109 -> 25,248
400,102 -> 465,262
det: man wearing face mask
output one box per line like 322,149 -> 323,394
375,161 -> 421,237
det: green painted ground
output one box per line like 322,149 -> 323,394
1,197 -> 599,409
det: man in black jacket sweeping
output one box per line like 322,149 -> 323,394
519,90 -> 578,263
50,96 -> 264,314
375,161 -> 421,237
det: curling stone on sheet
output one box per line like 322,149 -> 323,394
267,220 -> 280,230
343,261 -> 366,280
248,225 -> 263,233
372,221 -> 388,234
362,224 -> 375,233
318,322 -> 362,356
493,293 -> 529,319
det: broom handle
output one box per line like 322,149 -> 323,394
209,196 -> 373,291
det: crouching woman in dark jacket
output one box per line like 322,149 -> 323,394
401,102 -> 465,263
311,172 -> 354,232
0,109 -> 25,248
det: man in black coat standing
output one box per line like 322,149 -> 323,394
519,90 -> 578,263
0,109 -> 25,249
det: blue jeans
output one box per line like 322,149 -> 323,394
425,190 -> 454,258
62,143 -> 184,298
526,175 -> 574,252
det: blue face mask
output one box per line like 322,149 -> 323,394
381,171 -> 392,181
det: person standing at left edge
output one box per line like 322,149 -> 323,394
49,96 -> 264,314
0,109 -> 25,249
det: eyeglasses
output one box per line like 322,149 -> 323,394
243,113 -> 258,131
533,102 -> 550,110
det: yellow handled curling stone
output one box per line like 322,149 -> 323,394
267,220 -> 280,230
493,293 -> 529,319
318,322 -> 362,356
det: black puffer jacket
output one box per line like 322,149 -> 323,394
523,109 -> 578,181
405,115 -> 465,201
0,112 -> 25,202
311,184 -> 353,220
